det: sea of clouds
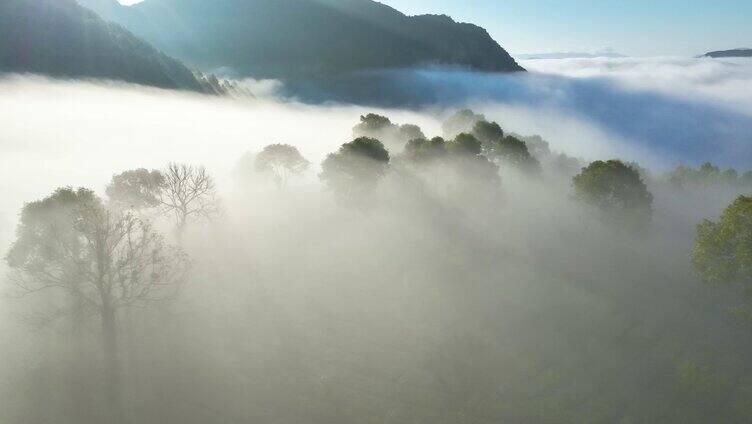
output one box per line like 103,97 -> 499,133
1,56 -> 751,230
278,57 -> 752,170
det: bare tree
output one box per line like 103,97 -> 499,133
5,187 -> 190,423
159,163 -> 221,235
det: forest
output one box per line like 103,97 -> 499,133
3,105 -> 752,424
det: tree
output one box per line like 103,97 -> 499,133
405,136 -> 447,164
519,134 -> 550,160
254,144 -> 310,188
442,109 -> 486,139
447,133 -> 483,156
573,160 -> 653,229
353,113 -> 425,151
691,196 -> 752,291
471,120 -> 503,145
486,135 -> 541,175
398,124 -> 426,143
353,113 -> 393,136
5,187 -> 189,423
446,133 -> 501,189
320,137 -> 390,204
668,162 -> 746,189
159,163 -> 221,235
106,168 -> 164,210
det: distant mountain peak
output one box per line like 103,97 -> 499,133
702,48 -> 752,58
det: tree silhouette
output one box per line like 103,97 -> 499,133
5,187 -> 189,423
486,135 -> 542,175
106,168 -> 164,210
255,144 -> 310,188
320,137 -> 390,204
471,120 -> 504,145
159,163 -> 221,235
353,113 -> 425,151
573,160 -> 653,229
405,136 -> 447,164
443,109 -> 486,139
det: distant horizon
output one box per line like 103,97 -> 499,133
113,0 -> 751,57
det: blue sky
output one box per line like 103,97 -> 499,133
116,0 -> 752,56
380,0 -> 752,56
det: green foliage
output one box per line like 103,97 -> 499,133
320,137 -> 390,204
0,0 -> 212,92
471,120 -> 503,144
573,160 -> 653,229
404,136 -> 447,164
486,135 -> 542,175
353,113 -> 425,150
79,0 -> 525,79
447,133 -> 482,156
399,124 -> 426,143
691,196 -> 752,291
445,134 -> 501,190
668,161 -> 751,190
353,114 -> 392,134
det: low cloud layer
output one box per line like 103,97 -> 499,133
523,56 -> 752,113
2,68 -> 752,424
280,58 -> 752,169
0,73 -> 656,233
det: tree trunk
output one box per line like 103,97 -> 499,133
101,304 -> 123,424
69,289 -> 88,423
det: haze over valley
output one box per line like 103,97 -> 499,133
2,1 -> 752,423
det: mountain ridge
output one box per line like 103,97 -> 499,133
78,0 -> 525,79
0,0 -> 226,92
702,48 -> 752,58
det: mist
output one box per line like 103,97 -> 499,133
282,58 -> 752,169
2,70 -> 752,423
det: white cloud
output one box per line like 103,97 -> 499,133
522,57 -> 752,115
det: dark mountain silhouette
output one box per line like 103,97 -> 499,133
702,48 -> 752,58
78,0 -> 525,79
0,0 -> 222,92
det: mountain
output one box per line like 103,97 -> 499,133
702,48 -> 752,58
0,0 -> 218,92
77,0 -> 525,79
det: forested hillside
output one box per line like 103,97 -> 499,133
0,0 -> 217,92
78,0 -> 525,79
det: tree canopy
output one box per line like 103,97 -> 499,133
404,136 -> 447,164
254,144 -> 310,188
485,135 -> 542,175
320,137 -> 390,204
471,120 -> 504,145
573,160 -> 653,229
353,113 -> 425,151
691,196 -> 752,291
106,168 -> 164,210
443,109 -> 486,139
447,133 -> 483,156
